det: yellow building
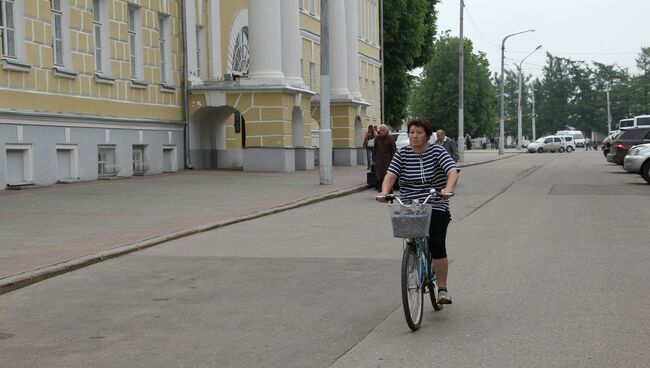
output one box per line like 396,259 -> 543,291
1,0 -> 185,188
0,0 -> 382,188
187,0 -> 382,171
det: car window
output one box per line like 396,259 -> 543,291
573,132 -> 584,139
563,136 -> 573,142
619,120 -> 634,128
619,128 -> 650,140
554,137 -> 561,143
636,116 -> 650,126
544,138 -> 552,144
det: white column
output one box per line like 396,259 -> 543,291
281,0 -> 304,86
208,0 -> 222,80
346,0 -> 361,99
248,0 -> 285,80
329,0 -> 350,98
183,0 -> 199,80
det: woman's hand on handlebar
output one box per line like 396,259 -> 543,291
439,188 -> 454,200
376,193 -> 392,203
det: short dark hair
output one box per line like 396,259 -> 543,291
407,118 -> 433,138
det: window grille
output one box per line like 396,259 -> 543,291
231,26 -> 249,75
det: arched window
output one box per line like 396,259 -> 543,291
231,26 -> 249,75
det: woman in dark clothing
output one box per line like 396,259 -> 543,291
373,124 -> 397,191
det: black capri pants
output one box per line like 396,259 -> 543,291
428,210 -> 451,259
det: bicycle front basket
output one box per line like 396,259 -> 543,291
388,204 -> 432,238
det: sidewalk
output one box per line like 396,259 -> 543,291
0,150 -> 520,294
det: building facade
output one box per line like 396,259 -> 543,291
0,0 -> 382,189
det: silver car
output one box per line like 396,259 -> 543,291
623,143 -> 650,183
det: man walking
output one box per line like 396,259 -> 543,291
435,130 -> 459,162
373,124 -> 397,192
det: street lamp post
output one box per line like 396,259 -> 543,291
499,29 -> 535,155
516,45 -> 542,150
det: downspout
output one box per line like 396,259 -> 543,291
380,0 -> 384,124
182,0 -> 193,169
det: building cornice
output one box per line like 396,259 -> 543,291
0,109 -> 184,131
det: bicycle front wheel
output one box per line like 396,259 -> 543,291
401,242 -> 423,331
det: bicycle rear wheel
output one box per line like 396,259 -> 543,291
401,242 -> 423,331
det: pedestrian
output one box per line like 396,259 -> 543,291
435,129 -> 459,162
585,137 -> 591,150
363,125 -> 377,170
465,134 -> 472,150
373,124 -> 397,192
377,118 -> 460,304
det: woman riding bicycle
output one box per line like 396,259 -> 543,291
377,118 -> 459,304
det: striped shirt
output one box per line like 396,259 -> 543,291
387,144 -> 459,213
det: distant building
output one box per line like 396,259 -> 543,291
1,0 -> 382,189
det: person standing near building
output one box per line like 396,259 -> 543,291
373,124 -> 397,191
435,130 -> 459,162
363,125 -> 378,170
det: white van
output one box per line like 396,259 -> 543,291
618,118 -> 634,129
556,130 -> 585,147
633,115 -> 650,127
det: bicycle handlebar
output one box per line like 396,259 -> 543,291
376,189 -> 454,206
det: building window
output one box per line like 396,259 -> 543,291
92,0 -> 102,72
308,0 -> 317,15
231,26 -> 249,75
0,0 -> 16,58
127,6 -> 137,78
51,0 -> 64,66
309,62 -> 316,91
158,14 -> 172,85
97,146 -> 117,176
162,145 -> 177,172
196,26 -> 203,79
132,145 -> 147,175
56,144 -> 78,181
5,144 -> 33,186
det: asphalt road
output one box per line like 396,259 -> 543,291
0,151 -> 648,368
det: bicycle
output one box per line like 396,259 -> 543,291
378,189 -> 451,331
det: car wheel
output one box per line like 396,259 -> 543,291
559,147 -> 565,153
641,160 -> 650,184
537,147 -> 543,153
567,146 -> 574,152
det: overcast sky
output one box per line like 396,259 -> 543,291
434,0 -> 650,79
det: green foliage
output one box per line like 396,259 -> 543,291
383,0 -> 438,128
410,33 -> 497,139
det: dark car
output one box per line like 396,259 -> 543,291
606,126 -> 650,165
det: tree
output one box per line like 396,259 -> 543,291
382,0 -> 438,128
410,34 -> 497,138
636,47 -> 650,113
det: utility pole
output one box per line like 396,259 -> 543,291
531,82 -> 536,140
499,29 -> 535,155
516,45 -> 541,150
457,0 -> 465,162
606,85 -> 612,132
319,0 -> 332,185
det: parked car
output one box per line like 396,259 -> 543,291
557,135 -> 576,152
527,135 -> 567,153
602,130 -> 620,157
606,126 -> 650,165
623,143 -> 650,183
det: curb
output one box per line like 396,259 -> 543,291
0,152 -> 520,296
